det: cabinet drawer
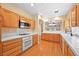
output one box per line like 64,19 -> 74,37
9,49 -> 21,56
3,46 -> 21,56
3,39 -> 22,46
3,42 -> 22,52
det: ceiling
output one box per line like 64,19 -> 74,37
13,3 -> 74,18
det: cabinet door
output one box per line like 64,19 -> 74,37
10,12 -> 19,28
67,47 -> 74,56
0,43 -> 2,56
63,41 -> 74,56
63,41 -> 68,56
41,33 -> 49,40
0,7 -> 3,27
77,4 -> 79,26
32,34 -> 38,45
26,18 -> 35,30
3,38 -> 22,56
30,20 -> 35,30
1,8 -> 19,28
0,15 -> 3,27
1,8 -> 11,27
3,46 -> 22,56
52,34 -> 60,42
71,5 -> 77,27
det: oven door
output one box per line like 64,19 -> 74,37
22,36 -> 32,51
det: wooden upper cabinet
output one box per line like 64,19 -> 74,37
10,12 -> 19,28
29,19 -> 35,30
1,8 -> 11,27
0,7 -> 19,28
71,5 -> 77,27
71,4 -> 79,27
0,7 -> 3,27
77,4 -> 79,26
20,16 -> 26,21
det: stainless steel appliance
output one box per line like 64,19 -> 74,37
22,36 -> 32,51
19,20 -> 30,28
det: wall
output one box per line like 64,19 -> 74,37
63,11 -> 71,32
64,13 -> 71,28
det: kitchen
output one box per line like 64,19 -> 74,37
0,3 -> 79,56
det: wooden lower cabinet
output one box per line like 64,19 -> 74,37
42,33 -> 61,42
0,43 -> 2,56
63,41 -> 68,56
67,47 -> 74,56
63,41 -> 74,56
32,34 -> 38,45
2,38 -> 22,56
3,46 -> 21,56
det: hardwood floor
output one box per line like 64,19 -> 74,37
20,40 -> 63,56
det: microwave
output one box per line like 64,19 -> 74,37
19,20 -> 30,28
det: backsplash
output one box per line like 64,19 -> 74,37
72,27 -> 79,36
1,28 -> 17,38
1,28 -> 31,39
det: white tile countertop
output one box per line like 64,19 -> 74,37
1,34 -> 33,41
1,32 -> 38,42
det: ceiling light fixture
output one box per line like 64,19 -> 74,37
31,3 -> 34,7
54,9 -> 59,13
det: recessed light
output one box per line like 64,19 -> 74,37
54,9 -> 59,13
31,3 -> 34,7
